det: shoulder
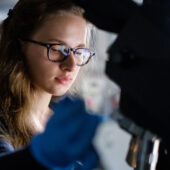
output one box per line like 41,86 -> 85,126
0,116 -> 14,154
0,138 -> 14,154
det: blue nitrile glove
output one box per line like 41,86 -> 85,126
29,97 -> 104,169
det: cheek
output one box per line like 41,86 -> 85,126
25,46 -> 53,82
25,46 -> 47,66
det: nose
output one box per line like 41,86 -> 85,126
59,52 -> 77,72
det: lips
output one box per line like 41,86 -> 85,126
56,76 -> 72,85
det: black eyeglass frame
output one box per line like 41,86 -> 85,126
21,38 -> 95,66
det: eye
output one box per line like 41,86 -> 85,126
77,49 -> 90,58
51,45 -> 61,52
75,50 -> 83,56
60,45 -> 70,56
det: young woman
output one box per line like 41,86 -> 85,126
0,0 -> 104,169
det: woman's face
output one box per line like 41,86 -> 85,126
24,13 -> 87,96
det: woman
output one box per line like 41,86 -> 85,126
0,0 -> 103,169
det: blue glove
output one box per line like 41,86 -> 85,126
29,97 -> 104,169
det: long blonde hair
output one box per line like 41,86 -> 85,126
0,0 -> 87,149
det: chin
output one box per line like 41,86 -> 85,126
45,83 -> 74,96
51,88 -> 69,96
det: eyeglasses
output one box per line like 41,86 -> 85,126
21,39 -> 95,66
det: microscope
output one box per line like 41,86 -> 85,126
73,0 -> 170,169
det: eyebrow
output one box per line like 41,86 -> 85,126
47,38 -> 86,48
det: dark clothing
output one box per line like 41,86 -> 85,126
0,138 -> 82,170
0,138 -> 46,170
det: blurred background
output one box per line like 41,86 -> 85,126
0,0 -> 142,169
0,0 -> 18,21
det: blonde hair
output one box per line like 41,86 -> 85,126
0,0 -> 91,149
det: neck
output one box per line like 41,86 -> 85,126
33,89 -> 52,113
28,89 -> 53,134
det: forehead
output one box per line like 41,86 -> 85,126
32,13 -> 87,47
